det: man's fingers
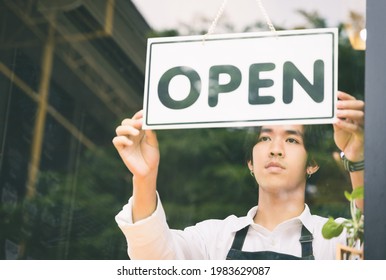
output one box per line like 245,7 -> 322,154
144,129 -> 158,148
132,110 -> 143,120
336,91 -> 365,126
121,117 -> 142,129
112,135 -> 134,148
337,99 -> 365,111
337,91 -> 356,101
115,124 -> 140,137
336,109 -> 365,125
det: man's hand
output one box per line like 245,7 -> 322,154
333,91 -> 365,162
113,110 -> 160,179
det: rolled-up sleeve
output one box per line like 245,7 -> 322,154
115,193 -> 180,259
115,193 -> 242,260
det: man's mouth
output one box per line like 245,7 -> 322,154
265,161 -> 285,170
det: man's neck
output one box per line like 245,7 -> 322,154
253,188 -> 305,231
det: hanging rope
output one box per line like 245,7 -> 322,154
255,0 -> 277,34
203,0 -> 277,42
203,0 -> 228,42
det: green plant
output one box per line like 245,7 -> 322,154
322,186 -> 364,247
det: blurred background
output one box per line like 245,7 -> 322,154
0,0 -> 365,259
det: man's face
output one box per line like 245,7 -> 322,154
248,125 -> 309,193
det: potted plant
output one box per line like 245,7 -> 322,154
322,186 -> 364,260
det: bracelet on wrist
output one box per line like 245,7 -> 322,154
340,152 -> 364,172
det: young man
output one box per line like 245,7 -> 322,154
113,91 -> 364,260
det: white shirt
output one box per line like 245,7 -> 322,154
115,194 -> 347,260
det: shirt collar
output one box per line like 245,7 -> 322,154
230,204 -> 314,233
296,204 -> 314,232
228,207 -> 256,232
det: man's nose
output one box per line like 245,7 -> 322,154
269,140 -> 284,157
270,151 -> 283,157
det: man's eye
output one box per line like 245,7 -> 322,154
258,136 -> 270,142
286,138 -> 299,144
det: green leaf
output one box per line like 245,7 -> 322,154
351,186 -> 364,200
322,217 -> 344,239
344,187 -> 364,202
344,191 -> 352,201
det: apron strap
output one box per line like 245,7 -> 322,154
299,225 -> 315,260
229,224 -> 315,259
229,226 -> 249,251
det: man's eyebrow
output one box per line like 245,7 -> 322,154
285,129 -> 304,138
260,128 -> 304,138
260,128 -> 273,133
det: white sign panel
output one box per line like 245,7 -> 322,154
143,28 -> 338,129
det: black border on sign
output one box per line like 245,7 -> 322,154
144,30 -> 336,128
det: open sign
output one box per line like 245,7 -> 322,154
143,28 -> 338,129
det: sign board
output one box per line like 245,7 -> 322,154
143,28 -> 338,129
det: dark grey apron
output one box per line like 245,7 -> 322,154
226,225 -> 315,260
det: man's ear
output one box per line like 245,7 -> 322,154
247,160 -> 253,171
307,159 -> 320,175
